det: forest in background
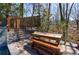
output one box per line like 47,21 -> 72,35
0,3 -> 79,44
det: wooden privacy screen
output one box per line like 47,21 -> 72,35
8,16 -> 21,32
8,16 -> 40,31
21,16 -> 40,28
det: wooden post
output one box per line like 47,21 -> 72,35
17,17 -> 20,31
14,16 -> 17,32
8,16 -> 10,32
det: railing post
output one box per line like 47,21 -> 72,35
14,16 -> 17,32
8,16 -> 11,32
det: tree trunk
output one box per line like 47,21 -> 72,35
47,3 -> 51,32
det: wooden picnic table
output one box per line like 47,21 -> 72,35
32,31 -> 62,45
31,31 -> 62,55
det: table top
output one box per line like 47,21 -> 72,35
32,31 -> 62,39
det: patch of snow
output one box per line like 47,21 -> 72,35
70,42 -> 78,48
60,45 -> 74,54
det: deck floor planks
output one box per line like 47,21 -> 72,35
7,41 -> 31,55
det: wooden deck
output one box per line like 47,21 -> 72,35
8,40 -> 38,55
7,40 -> 79,55
7,29 -> 79,55
7,40 -> 31,55
7,29 -> 38,55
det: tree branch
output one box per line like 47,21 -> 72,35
67,3 -> 74,20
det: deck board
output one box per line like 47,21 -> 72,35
7,41 -> 31,55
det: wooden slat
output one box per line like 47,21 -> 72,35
32,39 -> 60,49
34,47 -> 50,55
32,39 -> 60,54
33,37 -> 59,45
34,43 -> 53,54
32,32 -> 62,39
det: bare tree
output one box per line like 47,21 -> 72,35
73,4 -> 79,30
59,3 -> 74,54
59,3 -> 74,46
